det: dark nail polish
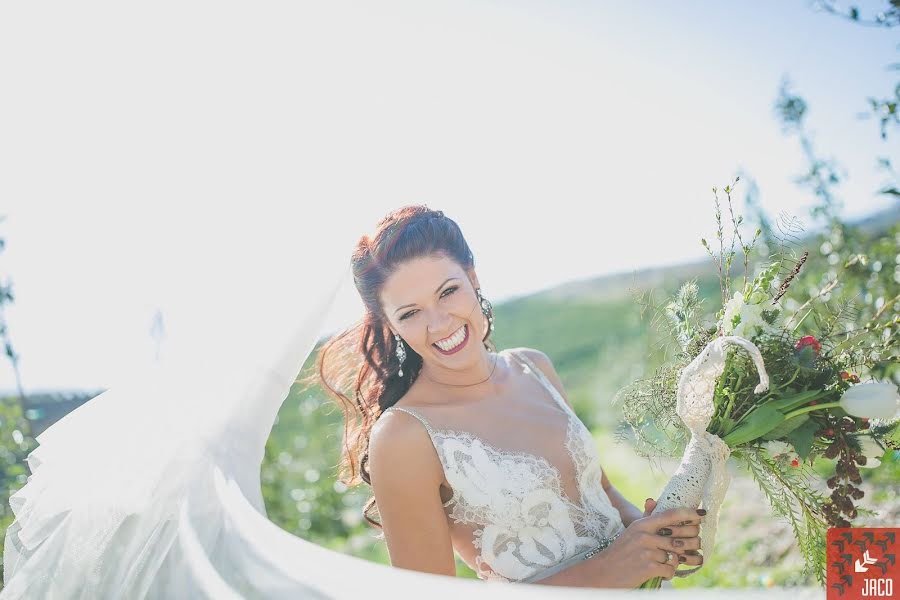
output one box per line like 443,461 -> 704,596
696,509 -> 707,515
673,539 -> 684,547
658,528 -> 672,535
678,555 -> 686,563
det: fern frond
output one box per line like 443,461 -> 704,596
741,448 -> 828,586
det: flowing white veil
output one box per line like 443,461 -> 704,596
0,203 -> 386,598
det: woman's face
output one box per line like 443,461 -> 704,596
379,254 -> 487,369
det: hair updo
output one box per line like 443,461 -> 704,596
298,204 -> 495,531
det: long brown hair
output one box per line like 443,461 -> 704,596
297,205 -> 496,532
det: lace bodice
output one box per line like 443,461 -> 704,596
382,349 -> 624,583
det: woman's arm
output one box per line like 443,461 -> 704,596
601,474 -> 645,527
369,411 -> 457,577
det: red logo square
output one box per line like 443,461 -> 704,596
827,528 -> 898,599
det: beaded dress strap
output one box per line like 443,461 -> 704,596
382,406 -> 435,435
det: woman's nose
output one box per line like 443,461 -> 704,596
428,314 -> 453,336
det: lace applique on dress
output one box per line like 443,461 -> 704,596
383,349 -> 624,583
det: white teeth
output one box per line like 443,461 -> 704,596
435,325 -> 466,351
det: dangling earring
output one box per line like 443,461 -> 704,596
476,288 -> 494,336
394,332 -> 407,377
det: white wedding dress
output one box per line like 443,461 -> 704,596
382,348 -> 624,583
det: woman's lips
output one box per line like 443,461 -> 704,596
433,324 -> 468,355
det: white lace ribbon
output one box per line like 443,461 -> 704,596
655,335 -> 769,577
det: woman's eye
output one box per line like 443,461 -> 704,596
399,287 -> 458,321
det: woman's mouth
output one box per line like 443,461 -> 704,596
433,324 -> 469,355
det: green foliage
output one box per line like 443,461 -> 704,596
739,447 -> 829,586
783,419 -> 819,461
665,280 -> 705,352
0,396 -> 36,588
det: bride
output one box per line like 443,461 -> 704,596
2,204 -> 702,597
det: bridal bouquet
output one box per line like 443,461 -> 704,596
615,178 -> 899,588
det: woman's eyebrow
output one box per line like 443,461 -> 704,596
393,277 -> 460,314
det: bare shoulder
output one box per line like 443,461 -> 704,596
368,407 -> 455,575
369,407 -> 445,495
511,347 -> 575,412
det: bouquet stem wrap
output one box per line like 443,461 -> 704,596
648,335 -> 769,580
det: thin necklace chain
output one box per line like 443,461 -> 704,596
420,352 -> 499,387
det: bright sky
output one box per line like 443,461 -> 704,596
0,0 -> 897,393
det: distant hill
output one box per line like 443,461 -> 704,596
4,202 -> 896,432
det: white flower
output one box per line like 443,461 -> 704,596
856,435 -> 886,469
840,382 -> 900,420
721,292 -> 744,334
721,291 -> 781,339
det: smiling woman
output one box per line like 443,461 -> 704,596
1,202 -> 703,596
296,206 -> 501,526
292,205 -> 700,587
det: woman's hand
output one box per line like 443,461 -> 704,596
643,498 -> 704,570
587,507 -> 705,588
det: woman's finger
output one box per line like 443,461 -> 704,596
649,532 -> 701,554
655,524 -> 700,538
679,550 -> 704,567
655,548 -> 677,566
637,507 -> 705,531
640,507 -> 706,532
684,550 -> 703,565
668,536 -> 702,551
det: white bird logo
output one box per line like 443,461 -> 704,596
855,549 -> 879,573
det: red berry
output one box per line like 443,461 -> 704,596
795,335 -> 821,355
791,458 -> 800,467
840,371 -> 849,380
